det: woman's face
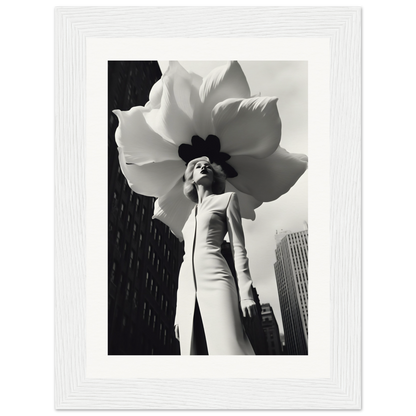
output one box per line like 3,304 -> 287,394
193,160 -> 214,186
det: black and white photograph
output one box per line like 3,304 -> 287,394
107,61 -> 308,356
51,5 -> 365,410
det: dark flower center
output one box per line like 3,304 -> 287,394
178,135 -> 238,178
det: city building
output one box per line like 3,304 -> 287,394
274,229 -> 308,355
108,61 -> 184,355
260,303 -> 283,355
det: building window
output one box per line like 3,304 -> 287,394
126,281 -> 130,300
142,302 -> 147,320
110,262 -> 116,284
139,233 -> 143,248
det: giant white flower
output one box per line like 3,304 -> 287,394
113,61 -> 307,240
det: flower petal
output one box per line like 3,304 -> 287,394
118,150 -> 185,197
227,147 -> 308,202
192,61 -> 251,139
113,107 -> 179,166
147,79 -> 163,109
212,96 -> 281,159
168,62 -> 202,119
152,178 -> 195,241
144,62 -> 197,146
224,182 -> 262,220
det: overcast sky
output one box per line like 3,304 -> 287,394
159,61 -> 308,335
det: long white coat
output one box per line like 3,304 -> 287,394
174,192 -> 255,355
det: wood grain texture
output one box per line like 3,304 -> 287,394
55,6 -> 361,409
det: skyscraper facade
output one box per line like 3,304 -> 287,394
260,303 -> 283,355
274,229 -> 308,355
108,61 -> 184,355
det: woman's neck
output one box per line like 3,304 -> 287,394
195,185 -> 213,204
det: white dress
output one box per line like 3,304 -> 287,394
174,192 -> 255,355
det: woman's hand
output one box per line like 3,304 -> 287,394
174,324 -> 180,341
241,299 -> 257,318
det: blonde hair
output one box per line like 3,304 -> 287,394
183,157 -> 226,203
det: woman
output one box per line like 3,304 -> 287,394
174,156 -> 257,355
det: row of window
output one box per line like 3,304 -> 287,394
142,302 -> 170,345
290,247 -> 308,272
113,312 -> 176,354
115,190 -> 179,248
109,279 -> 176,352
300,305 -> 309,335
298,284 -> 308,303
109,266 -> 177,338
113,187 -> 146,219
111,257 -> 175,301
114,231 -> 177,274
288,231 -> 308,242
145,272 -> 171,312
109,273 -> 138,313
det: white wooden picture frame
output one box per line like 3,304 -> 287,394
51,2 -> 367,414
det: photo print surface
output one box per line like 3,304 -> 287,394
108,61 -> 308,356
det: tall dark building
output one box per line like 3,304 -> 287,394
260,303 -> 283,355
108,61 -> 184,355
